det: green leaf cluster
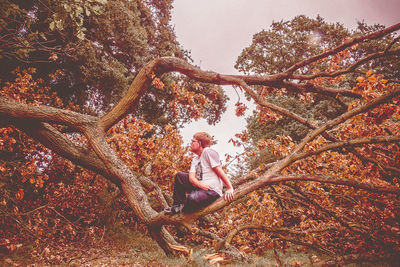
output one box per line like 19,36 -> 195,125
0,0 -> 227,129
235,15 -> 350,75
235,15 -> 399,170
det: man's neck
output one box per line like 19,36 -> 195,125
195,147 -> 204,157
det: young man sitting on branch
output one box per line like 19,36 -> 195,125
165,132 -> 234,214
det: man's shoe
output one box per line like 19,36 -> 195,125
164,204 -> 184,215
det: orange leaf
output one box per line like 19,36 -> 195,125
356,77 -> 364,83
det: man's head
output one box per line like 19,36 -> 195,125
190,132 -> 215,154
193,132 -> 215,148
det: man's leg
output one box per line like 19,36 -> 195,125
183,189 -> 220,213
172,172 -> 194,206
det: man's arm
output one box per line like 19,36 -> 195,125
212,166 -> 234,202
189,172 -> 212,190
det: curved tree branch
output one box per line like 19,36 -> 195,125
292,87 -> 400,155
12,120 -> 119,184
292,48 -> 400,80
97,55 -> 361,132
0,96 -> 97,131
284,23 -> 400,74
96,25 -> 400,133
271,174 -> 400,195
149,172 -> 400,230
292,135 -> 400,162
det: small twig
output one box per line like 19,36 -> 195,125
48,206 -> 85,230
274,249 -> 283,267
384,36 -> 400,53
0,204 -> 49,216
98,225 -> 106,244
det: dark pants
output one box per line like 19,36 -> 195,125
173,172 -> 220,213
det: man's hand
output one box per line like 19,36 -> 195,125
189,172 -> 212,190
197,182 -> 212,191
224,188 -> 234,202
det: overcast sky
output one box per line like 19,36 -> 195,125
171,0 -> 400,166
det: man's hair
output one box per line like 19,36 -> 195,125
193,132 -> 216,148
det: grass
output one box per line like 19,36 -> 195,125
2,227 -> 398,266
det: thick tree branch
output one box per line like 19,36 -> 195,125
98,25 -> 400,136
149,172 -> 400,230
234,80 -> 320,127
0,96 -> 97,131
228,81 -> 396,179
292,87 -> 400,155
97,22 -> 399,131
137,175 -> 169,209
99,59 -> 160,131
12,120 -> 119,184
220,87 -> 400,214
0,100 -> 170,245
83,127 -> 159,223
234,79 -> 399,177
97,54 -> 361,132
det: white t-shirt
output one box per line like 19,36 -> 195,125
189,147 -> 223,196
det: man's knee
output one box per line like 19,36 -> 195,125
187,190 -> 204,204
188,190 -> 217,204
184,190 -> 219,213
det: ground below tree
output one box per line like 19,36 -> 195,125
1,227 -> 397,267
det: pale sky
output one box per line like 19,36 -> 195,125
171,0 -> 400,168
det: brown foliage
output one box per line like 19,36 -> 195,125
0,23 -> 400,265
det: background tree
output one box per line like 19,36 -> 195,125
0,0 -> 225,262
234,16 -> 400,172
0,0 -> 226,124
